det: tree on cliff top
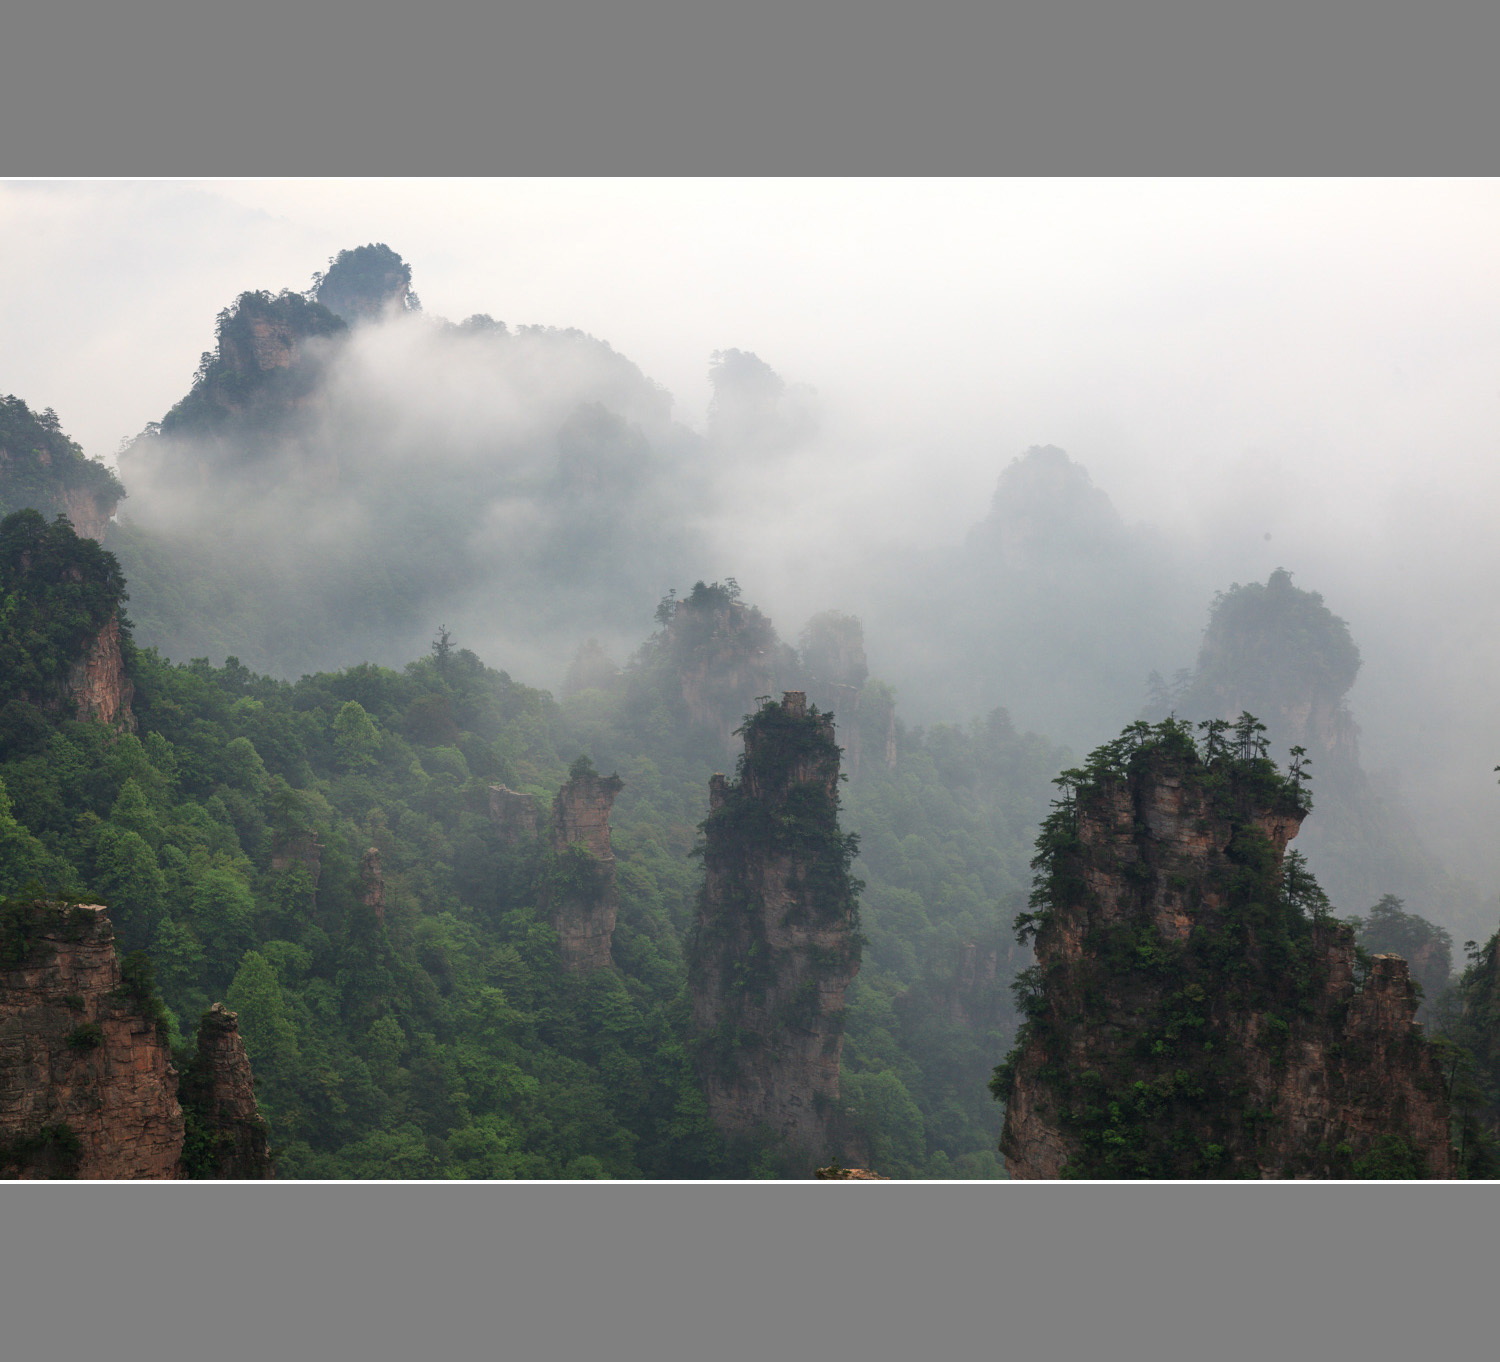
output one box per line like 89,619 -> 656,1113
311,244 -> 419,324
155,290 -> 347,439
1349,894 -> 1454,1003
0,508 -> 130,719
995,715 -> 1350,1178
1175,568 -> 1362,729
0,394 -> 124,527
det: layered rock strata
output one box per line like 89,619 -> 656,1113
0,902 -> 182,1179
999,724 -> 1453,1179
688,692 -> 862,1172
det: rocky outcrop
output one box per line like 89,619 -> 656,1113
0,902 -> 182,1179
658,582 -> 790,754
1181,568 -> 1363,768
178,1003 -> 273,1178
0,395 -> 124,542
546,764 -> 624,972
910,940 -> 1004,1029
689,692 -> 863,1173
313,244 -> 417,325
59,485 -> 117,542
67,612 -> 135,729
489,785 -> 540,846
998,720 -> 1453,1179
813,1164 -> 890,1180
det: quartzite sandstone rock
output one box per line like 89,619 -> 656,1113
67,612 -> 135,729
0,903 -> 182,1179
359,846 -> 385,922
689,692 -> 862,1172
178,1003 -> 273,1178
548,766 -> 624,972
488,785 -> 541,845
1000,734 -> 1453,1179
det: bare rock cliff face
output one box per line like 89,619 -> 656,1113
67,612 -> 135,729
489,785 -> 541,846
0,903 -> 182,1179
178,1004 -> 273,1178
1000,724 -> 1452,1179
547,767 -> 624,972
689,692 -> 862,1172
59,485 -> 117,542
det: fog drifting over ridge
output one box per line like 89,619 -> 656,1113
6,178 -> 1500,902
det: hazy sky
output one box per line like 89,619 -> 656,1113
6,178 -> 1498,545
6,178 -> 1500,892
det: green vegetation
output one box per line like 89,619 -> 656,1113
0,1122 -> 82,1177
0,514 -> 1063,1175
1176,568 -> 1361,721
0,508 -> 130,717
312,243 -> 419,323
994,716 -> 1335,1178
1426,935 -> 1500,1176
0,394 -> 124,527
157,290 -> 346,438
65,1021 -> 103,1051
1348,894 -> 1454,1005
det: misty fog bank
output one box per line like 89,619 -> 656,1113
7,190 -> 1497,938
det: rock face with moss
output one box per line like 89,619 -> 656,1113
0,395 -> 124,542
1165,568 -> 1440,915
655,581 -> 791,753
177,1003 -> 273,1179
1,509 -> 136,731
547,761 -> 625,972
689,692 -> 863,1171
0,901 -> 183,1179
998,718 -> 1453,1179
489,784 -> 541,845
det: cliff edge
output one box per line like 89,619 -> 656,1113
0,901 -> 182,1179
997,717 -> 1453,1179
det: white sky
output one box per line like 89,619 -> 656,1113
5,178 -> 1498,548
5,178 -> 1500,883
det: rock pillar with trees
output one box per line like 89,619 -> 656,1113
545,758 -> 624,972
688,692 -> 863,1174
997,716 -> 1454,1179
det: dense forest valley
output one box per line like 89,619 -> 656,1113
3,243 -> 1498,1178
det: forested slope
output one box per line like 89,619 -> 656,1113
0,511 -> 1059,1176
